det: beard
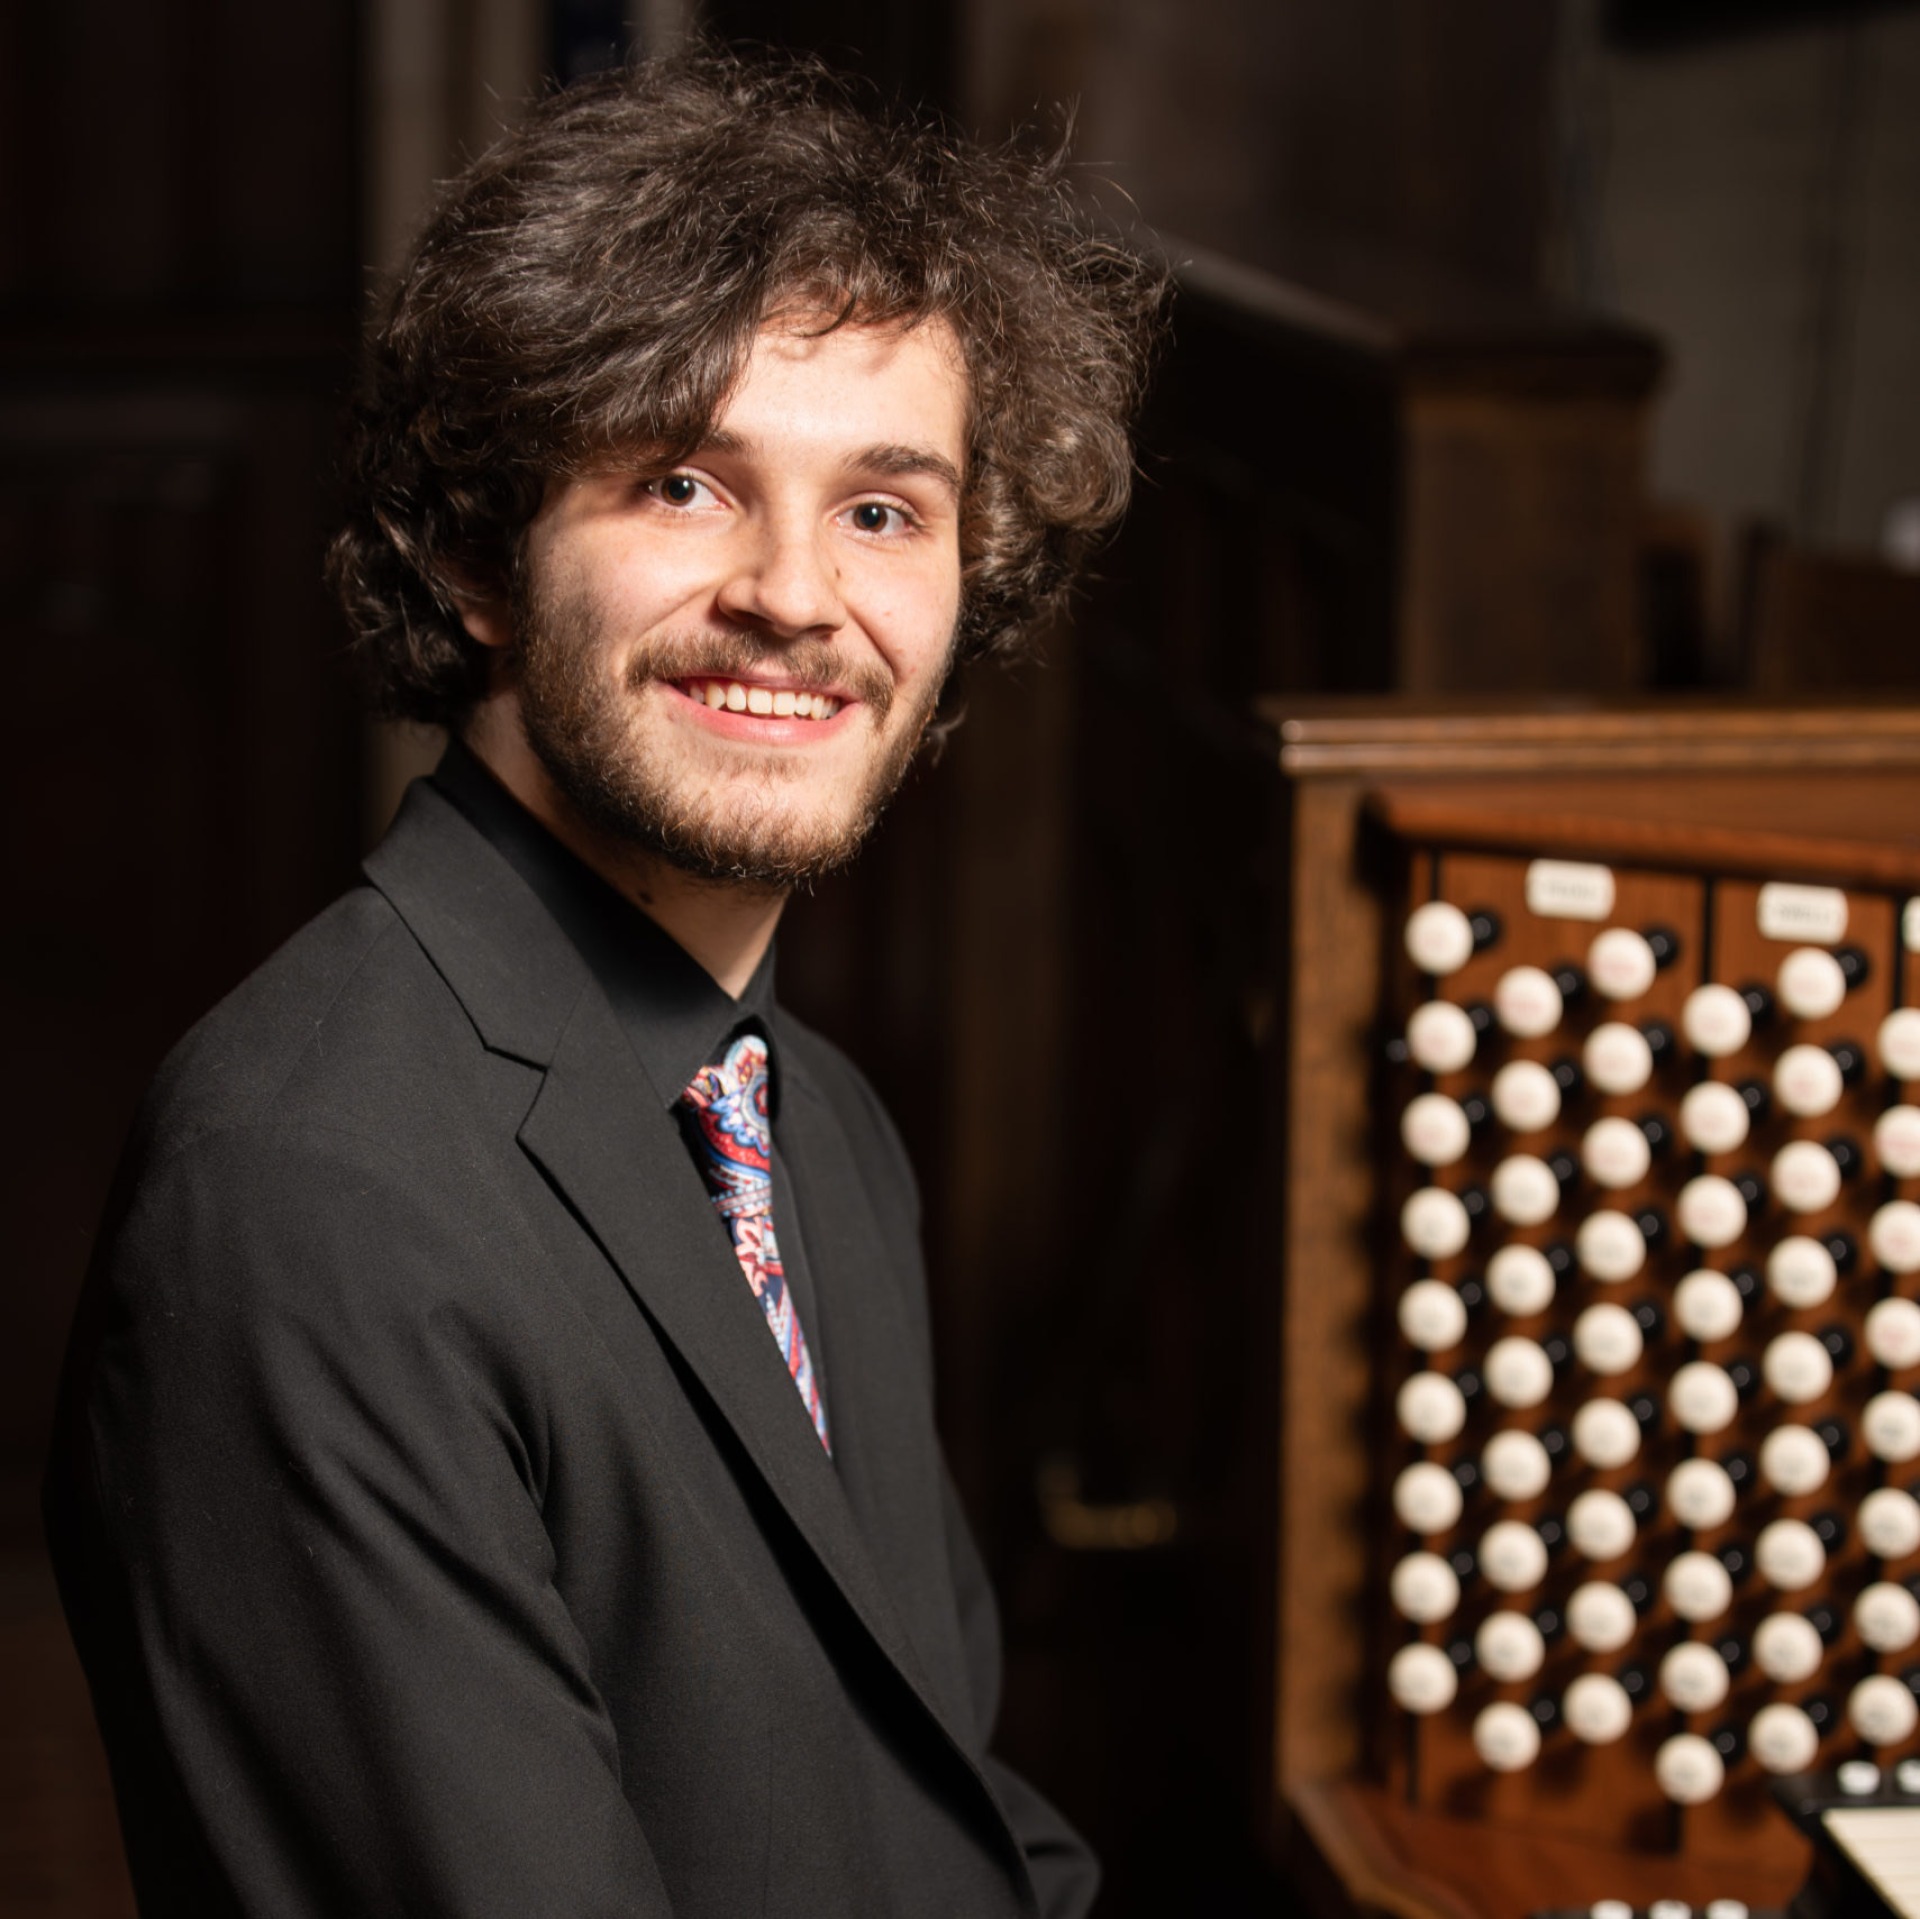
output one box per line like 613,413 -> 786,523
511,567 -> 951,891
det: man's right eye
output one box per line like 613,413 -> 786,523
643,472 -> 714,508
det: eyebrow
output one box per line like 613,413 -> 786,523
695,430 -> 964,502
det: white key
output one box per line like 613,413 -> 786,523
1387,1641 -> 1459,1714
1764,1330 -> 1835,1404
1486,1243 -> 1557,1317
1666,1458 -> 1737,1530
1402,1186 -> 1473,1261
1401,1092 -> 1473,1167
1584,1117 -> 1652,1190
1680,1079 -> 1751,1155
1779,946 -> 1848,1022
1665,1549 -> 1734,1623
1675,1267 -> 1745,1341
1578,1209 -> 1648,1283
1490,1058 -> 1562,1133
1479,1520 -> 1549,1593
1473,1700 -> 1542,1772
1774,1043 -> 1845,1118
1563,1671 -> 1633,1746
1491,1154 -> 1561,1227
1850,1673 -> 1920,1746
1682,983 -> 1752,1058
1495,966 -> 1564,1039
1759,1423 -> 1831,1496
1749,1701 -> 1821,1775
1571,1398 -> 1642,1469
1407,999 -> 1479,1074
1769,1235 -> 1838,1310
1484,1336 -> 1555,1410
1390,1551 -> 1461,1624
1865,1391 -> 1920,1464
1660,1640 -> 1731,1714
1857,1581 -> 1920,1654
1876,1104 -> 1920,1180
1568,1487 -> 1637,1560
1481,1428 -> 1553,1502
1678,1174 -> 1748,1249
1574,1301 -> 1644,1376
1860,1487 -> 1920,1560
1406,901 -> 1477,977
1590,927 -> 1659,1001
1772,1139 -> 1842,1215
1867,1297 -> 1920,1370
1753,1610 -> 1825,1684
1585,1021 -> 1655,1097
1671,1361 -> 1740,1436
1398,1278 -> 1469,1352
1396,1371 -> 1469,1445
1655,1732 -> 1725,1804
1880,1007 -> 1920,1081
1565,1579 -> 1638,1654
1393,1461 -> 1465,1534
1756,1517 -> 1827,1590
1475,1609 -> 1546,1683
1872,1201 -> 1920,1275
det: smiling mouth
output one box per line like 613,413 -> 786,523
679,678 -> 844,720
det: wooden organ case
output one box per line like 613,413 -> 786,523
1270,706 -> 1920,1919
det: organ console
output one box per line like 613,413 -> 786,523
1268,705 -> 1920,1919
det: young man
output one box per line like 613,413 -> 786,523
46,49 -> 1162,1919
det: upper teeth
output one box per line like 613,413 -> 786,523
692,680 -> 839,719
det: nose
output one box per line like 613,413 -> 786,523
714,513 -> 847,638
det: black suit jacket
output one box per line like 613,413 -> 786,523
45,778 -> 1097,1917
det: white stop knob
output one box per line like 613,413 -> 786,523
1590,927 -> 1659,1002
1568,1487 -> 1637,1560
1486,1243 -> 1557,1316
1495,966 -> 1564,1039
1479,1520 -> 1549,1593
1858,1582 -> 1920,1654
1867,1297 -> 1920,1369
1571,1398 -> 1642,1469
1683,984 -> 1752,1058
1764,1330 -> 1834,1404
1775,1043 -> 1846,1118
1680,1080 -> 1751,1155
1401,1092 -> 1473,1167
1768,1235 -> 1838,1309
1563,1672 -> 1634,1746
1394,1461 -> 1465,1534
1749,1702 -> 1821,1775
1675,1267 -> 1745,1342
1585,1022 -> 1655,1097
1872,1201 -> 1920,1274
1840,1759 -> 1885,1795
1490,1059 -> 1562,1133
1753,1610 -> 1825,1684
1406,901 -> 1477,977
1398,1278 -> 1469,1352
1861,1487 -> 1920,1560
1473,1701 -> 1542,1772
1666,1458 -> 1737,1531
1880,1007 -> 1920,1081
1407,999 -> 1479,1075
1670,1361 -> 1740,1436
1865,1392 -> 1920,1464
1584,1117 -> 1653,1190
1578,1210 -> 1648,1283
1759,1424 -> 1830,1497
1402,1186 -> 1472,1261
1484,1337 -> 1555,1409
1850,1673 -> 1920,1746
1574,1302 -> 1644,1376
1387,1641 -> 1460,1714
1491,1155 -> 1561,1227
1396,1371 -> 1469,1445
1390,1551 -> 1461,1624
1475,1610 -> 1546,1683
1779,947 -> 1848,1022
1660,1641 -> 1731,1714
1772,1139 -> 1842,1215
1566,1579 -> 1638,1654
1756,1517 -> 1827,1590
1678,1174 -> 1748,1250
1665,1550 -> 1734,1623
1877,1105 -> 1920,1180
1482,1428 -> 1553,1502
1655,1732 -> 1725,1804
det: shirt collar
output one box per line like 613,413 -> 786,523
431,737 -> 777,1108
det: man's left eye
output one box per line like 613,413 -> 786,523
848,501 -> 907,534
646,473 -> 713,507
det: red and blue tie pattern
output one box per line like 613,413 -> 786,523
681,1032 -> 830,1453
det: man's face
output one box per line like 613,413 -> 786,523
484,316 -> 969,889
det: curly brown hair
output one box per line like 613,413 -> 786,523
329,45 -> 1168,728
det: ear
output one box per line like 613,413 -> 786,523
450,585 -> 512,651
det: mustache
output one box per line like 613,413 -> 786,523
622,632 -> 895,720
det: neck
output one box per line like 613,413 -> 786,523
459,712 -> 786,1000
